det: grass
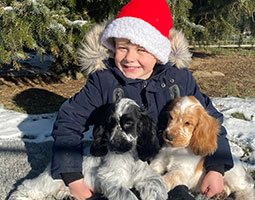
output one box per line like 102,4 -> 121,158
221,81 -> 255,98
190,47 -> 255,98
0,76 -> 85,114
231,112 -> 248,121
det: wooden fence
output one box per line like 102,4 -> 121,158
190,36 -> 255,48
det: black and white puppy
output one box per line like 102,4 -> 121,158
10,98 -> 168,200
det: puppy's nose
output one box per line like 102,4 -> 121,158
165,134 -> 174,141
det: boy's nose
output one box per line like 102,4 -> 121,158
125,51 -> 136,62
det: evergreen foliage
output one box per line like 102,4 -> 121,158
85,0 -> 129,22
188,0 -> 255,44
0,0 -> 92,74
0,0 -> 254,75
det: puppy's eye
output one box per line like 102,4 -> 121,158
123,120 -> 134,128
120,118 -> 134,131
184,121 -> 190,125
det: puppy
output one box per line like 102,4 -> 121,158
10,98 -> 167,200
150,96 -> 255,200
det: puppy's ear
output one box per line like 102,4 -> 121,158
90,124 -> 108,156
89,103 -> 114,156
189,106 -> 219,156
137,111 -> 160,161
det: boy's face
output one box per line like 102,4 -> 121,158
114,38 -> 157,80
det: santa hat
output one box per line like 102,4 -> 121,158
101,0 -> 174,64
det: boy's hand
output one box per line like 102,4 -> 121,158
68,178 -> 94,200
200,171 -> 223,198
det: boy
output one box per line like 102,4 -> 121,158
51,0 -> 234,199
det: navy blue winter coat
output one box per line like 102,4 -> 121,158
51,24 -> 233,179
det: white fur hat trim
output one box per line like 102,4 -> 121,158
101,17 -> 171,64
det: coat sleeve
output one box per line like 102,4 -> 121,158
51,73 -> 104,179
183,69 -> 234,173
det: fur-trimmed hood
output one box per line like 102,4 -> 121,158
77,21 -> 192,77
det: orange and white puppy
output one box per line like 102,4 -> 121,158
150,96 -> 255,200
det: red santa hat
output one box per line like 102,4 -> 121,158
101,0 -> 174,64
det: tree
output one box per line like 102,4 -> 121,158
187,0 -> 255,44
0,0 -> 92,75
167,0 -> 196,42
167,0 -> 255,45
84,0 -> 129,22
0,0 -> 254,77
0,0 -> 134,76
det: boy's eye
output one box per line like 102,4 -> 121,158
138,48 -> 146,52
117,46 -> 127,51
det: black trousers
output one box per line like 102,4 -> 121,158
76,185 -> 196,200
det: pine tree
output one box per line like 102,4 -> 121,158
166,0 -> 255,45
0,0 -> 133,75
84,0 -> 129,22
167,0 -> 195,41
188,0 -> 255,44
0,0 -> 254,76
0,0 -> 92,74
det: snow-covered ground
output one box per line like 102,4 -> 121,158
0,96 -> 255,199
0,96 -> 255,167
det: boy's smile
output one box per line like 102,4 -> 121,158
123,65 -> 140,71
114,38 -> 157,80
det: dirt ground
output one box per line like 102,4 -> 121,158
189,51 -> 255,98
0,50 -> 255,114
